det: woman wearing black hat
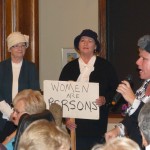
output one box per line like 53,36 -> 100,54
59,29 -> 118,150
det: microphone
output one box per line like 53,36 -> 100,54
111,74 -> 133,105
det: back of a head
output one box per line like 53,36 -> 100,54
91,144 -> 104,150
13,89 -> 46,115
97,137 -> 140,150
17,119 -> 71,150
138,101 -> 150,144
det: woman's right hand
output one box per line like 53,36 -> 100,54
116,80 -> 136,105
66,118 -> 77,131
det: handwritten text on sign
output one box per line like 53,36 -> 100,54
44,80 -> 99,120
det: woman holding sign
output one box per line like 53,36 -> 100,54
59,29 -> 118,150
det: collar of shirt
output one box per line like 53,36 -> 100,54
136,79 -> 150,100
146,144 -> 150,150
78,55 -> 96,72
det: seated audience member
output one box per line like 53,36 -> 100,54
2,89 -> 48,150
91,137 -> 141,150
17,119 -> 71,150
138,101 -> 150,150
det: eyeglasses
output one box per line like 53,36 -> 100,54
12,44 -> 27,49
13,108 -> 26,115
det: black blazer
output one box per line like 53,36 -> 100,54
59,56 -> 118,137
0,58 -> 40,131
121,102 -> 145,149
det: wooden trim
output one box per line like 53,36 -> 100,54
108,113 -> 124,124
0,0 -> 4,60
98,0 -> 107,58
32,0 -> 39,68
5,0 -> 15,59
0,0 -> 8,61
11,0 -> 17,31
108,117 -> 123,124
109,113 -> 123,118
15,0 -> 39,69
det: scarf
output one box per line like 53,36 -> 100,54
77,56 -> 96,82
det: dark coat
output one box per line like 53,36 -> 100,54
121,102 -> 145,149
0,58 -> 40,131
59,56 -> 118,148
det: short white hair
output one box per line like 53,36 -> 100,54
138,101 -> 150,144
92,137 -> 140,150
17,120 -> 71,150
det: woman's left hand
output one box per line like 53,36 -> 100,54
96,96 -> 106,106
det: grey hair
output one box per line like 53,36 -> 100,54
18,120 -> 71,150
138,101 -> 150,144
91,144 -> 104,150
137,35 -> 150,52
93,137 -> 140,150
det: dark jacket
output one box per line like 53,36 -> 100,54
121,102 -> 145,149
59,56 -> 118,137
0,58 -> 40,131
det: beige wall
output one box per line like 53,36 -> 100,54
39,0 -> 98,90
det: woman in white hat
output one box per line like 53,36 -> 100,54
0,32 -> 40,142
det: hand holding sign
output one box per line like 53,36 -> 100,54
66,118 -> 77,130
44,80 -> 99,150
96,96 -> 106,106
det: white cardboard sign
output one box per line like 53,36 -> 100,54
44,80 -> 99,120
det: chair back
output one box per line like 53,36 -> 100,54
14,109 -> 55,150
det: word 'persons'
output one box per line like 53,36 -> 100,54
48,98 -> 97,112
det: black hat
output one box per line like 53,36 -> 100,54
74,29 -> 101,53
137,35 -> 150,53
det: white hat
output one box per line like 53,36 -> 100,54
7,32 -> 29,51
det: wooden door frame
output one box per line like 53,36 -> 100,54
0,0 -> 10,61
98,0 -> 106,58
